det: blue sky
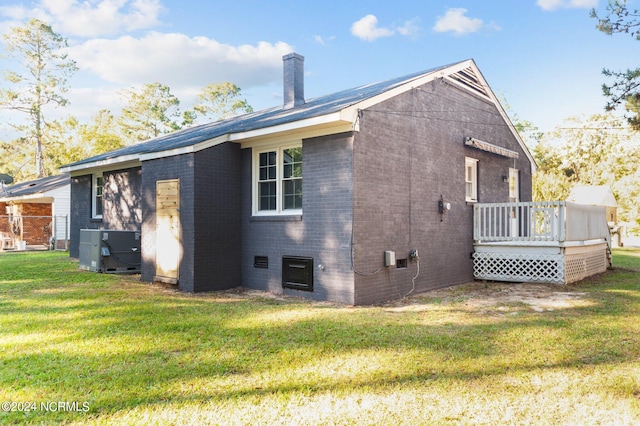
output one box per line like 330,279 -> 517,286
0,0 -> 637,137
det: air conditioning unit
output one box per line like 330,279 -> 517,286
79,229 -> 141,274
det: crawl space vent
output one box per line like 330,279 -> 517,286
282,256 -> 314,292
254,256 -> 269,269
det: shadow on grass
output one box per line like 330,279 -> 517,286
0,251 -> 639,423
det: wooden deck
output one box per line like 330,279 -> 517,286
473,201 -> 611,284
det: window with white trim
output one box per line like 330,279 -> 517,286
254,144 -> 302,215
465,157 -> 478,202
92,173 -> 103,218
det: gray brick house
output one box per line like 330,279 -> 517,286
60,54 -> 536,305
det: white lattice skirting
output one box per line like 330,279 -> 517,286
473,248 -> 608,284
564,250 -> 608,284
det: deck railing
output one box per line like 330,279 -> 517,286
473,201 -> 609,244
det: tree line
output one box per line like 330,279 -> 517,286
536,0 -> 640,236
0,19 -> 252,181
1,2 -> 640,234
523,113 -> 640,235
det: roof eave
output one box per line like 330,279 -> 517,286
60,113 -> 356,174
139,134 -> 231,162
235,111 -> 354,147
60,158 -> 142,176
0,194 -> 54,203
140,113 -> 354,159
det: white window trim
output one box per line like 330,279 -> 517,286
92,172 -> 103,219
252,141 -> 302,216
465,157 -> 478,203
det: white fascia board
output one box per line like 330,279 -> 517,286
60,115 -> 354,174
60,135 -> 231,174
0,194 -> 54,203
61,158 -> 142,176
132,113 -> 355,159
139,134 -> 230,161
231,112 -> 349,143
240,121 -> 355,150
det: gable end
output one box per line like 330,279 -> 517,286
446,66 -> 491,100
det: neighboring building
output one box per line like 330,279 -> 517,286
569,184 -> 621,246
0,174 -> 71,249
568,185 -> 618,224
60,55 -> 536,305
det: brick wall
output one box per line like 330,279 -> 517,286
103,168 -> 142,231
69,174 -> 98,258
240,132 -> 356,304
0,202 -> 52,245
141,153 -> 195,290
0,202 -> 8,235
140,143 -> 242,293
352,83 -> 533,305
192,142 -> 242,292
18,203 -> 52,245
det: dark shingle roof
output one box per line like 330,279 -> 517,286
63,62 -> 458,169
0,174 -> 70,199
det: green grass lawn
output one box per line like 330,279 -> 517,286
0,250 -> 639,425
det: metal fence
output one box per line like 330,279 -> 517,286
0,215 -> 69,251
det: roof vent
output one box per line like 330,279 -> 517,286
283,53 -> 304,109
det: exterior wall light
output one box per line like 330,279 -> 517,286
438,195 -> 451,221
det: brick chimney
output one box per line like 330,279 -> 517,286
283,53 -> 304,109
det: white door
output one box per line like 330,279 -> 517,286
509,168 -> 519,202
509,168 -> 519,237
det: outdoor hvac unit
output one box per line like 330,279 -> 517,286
79,229 -> 141,274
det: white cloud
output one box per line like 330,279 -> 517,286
313,35 -> 336,46
351,14 -> 422,42
0,2 -> 295,123
433,8 -> 484,36
537,0 -> 599,11
0,0 -> 164,37
48,35 -> 295,124
0,4 -> 50,34
0,4 -> 29,20
397,18 -> 421,38
351,15 -> 395,42
68,32 -> 293,89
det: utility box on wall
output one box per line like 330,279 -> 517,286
384,251 -> 396,267
79,229 -> 141,274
